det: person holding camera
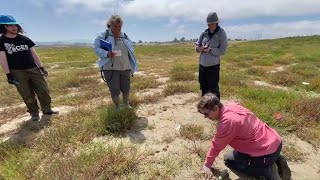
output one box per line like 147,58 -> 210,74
195,12 -> 228,99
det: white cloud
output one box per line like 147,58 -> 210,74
225,20 -> 320,40
32,0 -> 320,20
121,0 -> 320,21
165,18 -> 179,27
29,0 -> 320,40
175,25 -> 187,35
56,0 -> 118,14
90,19 -> 107,26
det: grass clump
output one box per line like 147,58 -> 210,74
33,142 -> 144,180
161,134 -> 176,144
131,75 -> 161,90
306,77 -> 320,93
100,106 -> 138,134
141,93 -> 163,104
0,149 -> 41,180
48,70 -> 96,90
163,82 -> 199,96
293,98 -> 320,122
0,82 -> 22,106
143,155 -> 180,179
179,124 -> 205,141
239,87 -> 300,127
170,63 -> 197,81
282,143 -> 306,162
269,71 -> 298,87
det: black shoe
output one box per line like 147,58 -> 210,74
43,110 -> 59,115
276,155 -> 292,180
30,113 -> 40,121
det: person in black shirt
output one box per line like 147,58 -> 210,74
0,15 -> 58,121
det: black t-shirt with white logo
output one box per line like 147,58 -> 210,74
0,34 -> 37,70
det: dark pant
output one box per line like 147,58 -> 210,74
224,143 -> 282,179
11,67 -> 52,114
103,70 -> 131,97
199,64 -> 220,99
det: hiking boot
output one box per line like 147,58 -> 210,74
276,155 -> 292,180
125,104 -> 132,109
30,113 -> 40,121
43,109 -> 59,115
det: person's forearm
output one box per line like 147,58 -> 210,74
0,53 -> 10,74
30,47 -> 43,68
0,62 -> 10,74
32,53 -> 43,67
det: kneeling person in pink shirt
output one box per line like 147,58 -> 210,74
198,93 -> 291,180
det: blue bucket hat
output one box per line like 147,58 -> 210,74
0,15 -> 19,25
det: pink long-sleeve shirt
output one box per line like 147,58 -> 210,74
204,103 -> 281,167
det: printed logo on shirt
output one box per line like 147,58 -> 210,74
4,43 -> 29,54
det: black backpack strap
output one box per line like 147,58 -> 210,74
100,69 -> 106,82
101,29 -> 109,82
104,29 -> 109,40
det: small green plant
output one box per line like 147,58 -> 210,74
185,140 -> 207,162
179,124 -> 204,140
100,106 -> 138,134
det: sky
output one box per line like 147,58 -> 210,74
1,0 -> 320,43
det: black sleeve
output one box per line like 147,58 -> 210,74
24,36 -> 36,48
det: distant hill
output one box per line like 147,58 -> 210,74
35,39 -> 92,47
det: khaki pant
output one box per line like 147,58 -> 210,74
11,67 -> 52,114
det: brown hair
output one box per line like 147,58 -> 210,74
0,24 -> 24,35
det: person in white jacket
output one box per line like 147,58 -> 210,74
93,15 -> 137,109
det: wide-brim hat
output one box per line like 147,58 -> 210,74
0,15 -> 20,25
207,12 -> 219,24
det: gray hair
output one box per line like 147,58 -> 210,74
107,15 -> 123,28
197,93 -> 223,111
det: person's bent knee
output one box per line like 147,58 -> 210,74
224,149 -> 235,161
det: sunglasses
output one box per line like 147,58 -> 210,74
199,109 -> 211,117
